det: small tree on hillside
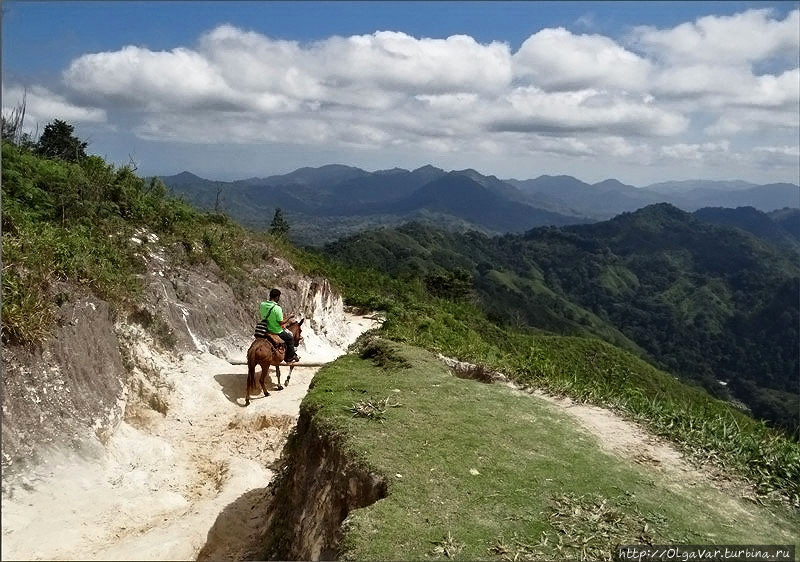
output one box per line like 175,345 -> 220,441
37,119 -> 87,162
269,207 -> 290,239
424,269 -> 473,301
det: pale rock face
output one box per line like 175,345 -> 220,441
292,278 -> 351,363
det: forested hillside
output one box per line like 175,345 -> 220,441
692,206 -> 800,253
324,206 -> 800,432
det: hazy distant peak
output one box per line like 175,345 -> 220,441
374,167 -> 409,175
451,168 -> 485,182
534,174 -> 581,182
412,164 -> 445,173
316,164 -> 364,171
174,171 -> 202,180
160,170 -> 215,186
593,178 -> 637,190
455,168 -> 505,182
645,179 -> 758,193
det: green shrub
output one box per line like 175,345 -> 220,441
359,338 -> 412,370
1,139 -> 265,343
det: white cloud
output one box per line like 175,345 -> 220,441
310,31 -> 513,95
654,65 -> 799,111
488,88 -> 687,136
654,64 -> 752,99
514,28 -> 652,91
734,68 -> 800,110
56,20 -> 797,146
12,11 -> 790,183
706,107 -> 799,136
66,27 -> 512,113
2,84 -> 107,129
64,44 -> 259,112
631,8 -> 799,65
660,140 -> 731,161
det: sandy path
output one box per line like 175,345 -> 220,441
440,355 -> 770,517
1,313 -> 379,561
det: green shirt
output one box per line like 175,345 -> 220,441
259,300 -> 284,334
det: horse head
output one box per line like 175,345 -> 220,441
287,317 -> 304,346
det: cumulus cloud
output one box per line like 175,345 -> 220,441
631,8 -> 799,65
17,8 -> 792,181
488,88 -> 687,136
64,44 -> 284,113
58,24 -> 689,147
65,27 -> 512,112
2,84 -> 106,129
706,106 -> 800,136
514,28 -> 652,91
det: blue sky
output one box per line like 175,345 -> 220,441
3,1 -> 799,185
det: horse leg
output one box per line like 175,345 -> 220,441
275,365 -> 284,391
285,364 -> 294,387
245,359 -> 255,406
260,362 -> 270,397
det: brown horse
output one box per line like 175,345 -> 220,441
244,318 -> 303,406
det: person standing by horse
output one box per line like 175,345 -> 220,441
256,288 -> 300,363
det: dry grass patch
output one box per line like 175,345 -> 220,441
431,531 -> 464,559
537,493 -> 654,561
349,396 -> 402,423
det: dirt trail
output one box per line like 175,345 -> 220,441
440,355 -> 769,518
522,388 -> 777,528
1,313 -> 379,561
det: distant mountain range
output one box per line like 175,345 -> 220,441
160,165 -> 799,245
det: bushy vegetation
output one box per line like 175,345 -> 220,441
1,136 -> 277,344
284,243 -> 800,506
358,337 -> 412,370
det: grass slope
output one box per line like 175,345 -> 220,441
1,141 -> 279,344
302,341 -> 799,560
283,245 -> 800,505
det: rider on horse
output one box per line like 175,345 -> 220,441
255,288 -> 300,363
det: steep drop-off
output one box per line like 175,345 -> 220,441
198,409 -> 388,561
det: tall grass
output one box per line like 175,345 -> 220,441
1,141 -> 272,343
289,245 -> 800,506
